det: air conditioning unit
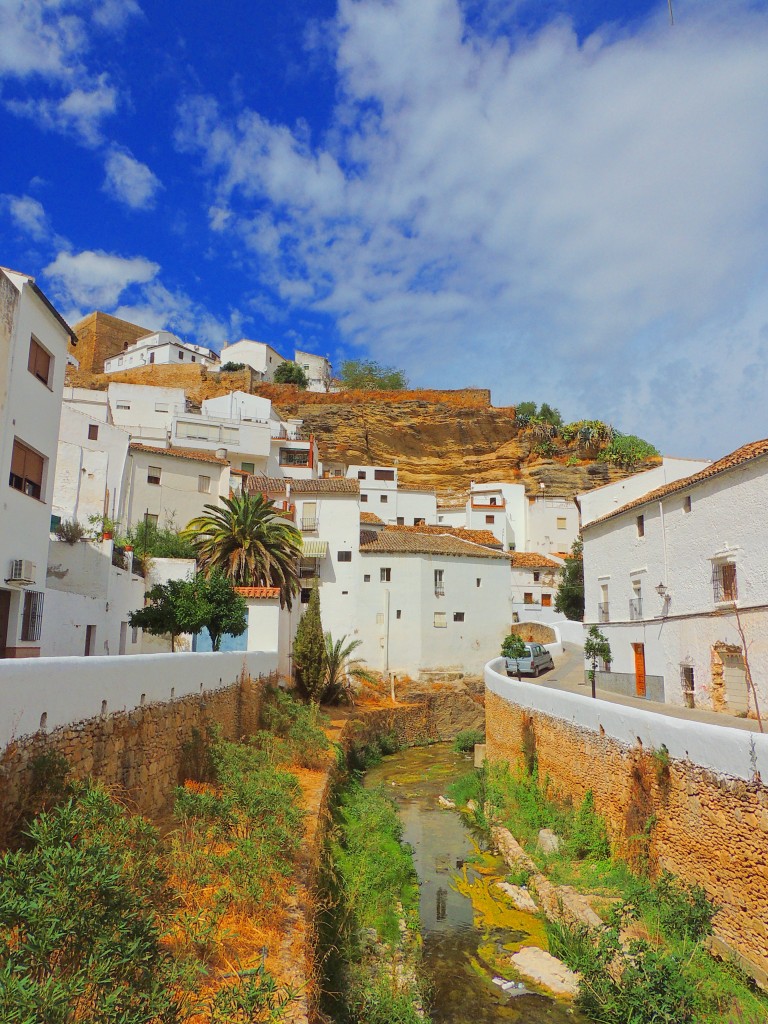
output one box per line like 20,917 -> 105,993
6,559 -> 36,585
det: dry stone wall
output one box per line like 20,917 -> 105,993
0,672 -> 269,842
485,689 -> 768,982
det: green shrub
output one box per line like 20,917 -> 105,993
567,791 -> 611,861
220,361 -> 247,372
54,518 -> 87,544
645,871 -> 717,942
453,729 -> 484,753
0,783 -> 183,1023
446,769 -> 485,812
506,864 -> 533,887
259,690 -> 330,768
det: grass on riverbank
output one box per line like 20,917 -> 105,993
0,689 -> 333,1023
320,781 -> 426,1024
448,761 -> 768,1024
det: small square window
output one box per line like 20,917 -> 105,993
380,494 -> 388,503
684,496 -> 692,513
361,494 -> 368,503
533,571 -> 540,582
380,567 -> 391,582
636,515 -> 645,537
363,574 -> 371,582
396,516 -> 404,525
88,424 -> 99,441
147,466 -> 161,485
337,550 -> 352,562
358,470 -> 366,480
557,517 -> 567,529
453,612 -> 465,622
524,592 -> 534,604
396,609 -> 402,619
146,513 -> 159,527
434,611 -> 447,628
485,514 -> 494,524
300,588 -> 311,604
241,462 -> 255,474
198,475 -> 211,493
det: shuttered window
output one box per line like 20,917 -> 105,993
9,439 -> 45,500
28,337 -> 52,386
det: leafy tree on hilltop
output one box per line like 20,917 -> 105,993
339,359 -> 408,390
274,361 -> 309,388
555,539 -> 585,622
515,401 -> 563,427
182,493 -> 302,607
293,585 -> 326,702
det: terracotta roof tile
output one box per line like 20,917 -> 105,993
584,438 -> 768,529
247,475 -> 359,494
359,531 -> 507,559
360,511 -> 385,525
234,586 -> 281,599
386,524 -> 501,547
510,552 -> 563,569
129,442 -> 228,466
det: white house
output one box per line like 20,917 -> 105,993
0,266 -> 75,658
52,406 -> 130,528
121,444 -> 230,531
105,383 -> 187,442
103,330 -> 219,373
509,552 -> 564,624
347,464 -> 437,526
466,481 -> 526,550
42,535 -> 145,658
578,456 -> 712,527
295,349 -> 332,392
356,529 -> 511,677
581,439 -> 768,714
217,338 -> 285,380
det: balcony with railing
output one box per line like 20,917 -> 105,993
629,598 -> 643,621
598,602 -> 610,623
434,582 -> 445,597
301,517 -> 318,532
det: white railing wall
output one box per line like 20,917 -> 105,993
0,650 -> 278,748
486,657 -> 768,781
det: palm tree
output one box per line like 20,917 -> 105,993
323,633 -> 377,704
182,493 -> 303,607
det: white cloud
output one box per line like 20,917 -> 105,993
43,249 -> 159,307
103,146 -> 162,209
113,283 -> 233,348
179,0 -> 768,456
2,193 -> 49,240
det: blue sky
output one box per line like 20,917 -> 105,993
2,0 -> 768,458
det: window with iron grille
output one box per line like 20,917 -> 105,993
337,550 -> 352,562
280,448 -> 309,466
454,612 -> 465,622
680,665 -> 695,708
21,590 -> 44,642
712,561 -> 737,602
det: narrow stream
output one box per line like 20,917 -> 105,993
365,743 -> 586,1024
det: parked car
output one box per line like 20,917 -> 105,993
505,642 -> 554,678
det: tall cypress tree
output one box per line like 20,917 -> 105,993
292,584 -> 326,702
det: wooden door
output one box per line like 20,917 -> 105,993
0,591 -> 11,657
632,642 -> 646,697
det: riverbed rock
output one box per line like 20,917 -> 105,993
509,947 -> 580,998
537,828 -> 561,854
438,796 -> 456,809
466,798 -> 479,813
533,878 -> 604,931
495,882 -> 538,913
491,825 -> 537,873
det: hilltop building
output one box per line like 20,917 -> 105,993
103,330 -> 219,373
217,339 -> 332,392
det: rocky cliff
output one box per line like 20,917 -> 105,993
65,365 -> 657,499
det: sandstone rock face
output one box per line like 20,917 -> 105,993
65,366 -> 657,499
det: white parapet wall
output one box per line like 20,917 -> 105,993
485,657 -> 768,782
0,650 -> 278,748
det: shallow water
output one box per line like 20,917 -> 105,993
365,744 -> 586,1024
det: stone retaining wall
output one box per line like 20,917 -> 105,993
0,672 -> 269,844
485,688 -> 768,983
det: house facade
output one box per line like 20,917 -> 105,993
509,552 -> 564,624
103,330 -> 219,372
0,267 -> 75,658
122,444 -> 230,531
582,440 -> 768,714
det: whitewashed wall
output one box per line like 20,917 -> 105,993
578,457 -> 711,527
485,658 -> 768,782
0,649 -> 278,747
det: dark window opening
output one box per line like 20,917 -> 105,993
28,337 -> 52,386
21,591 -> 44,642
88,424 -> 99,441
9,439 -> 44,500
374,469 -> 395,481
337,550 -> 352,562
